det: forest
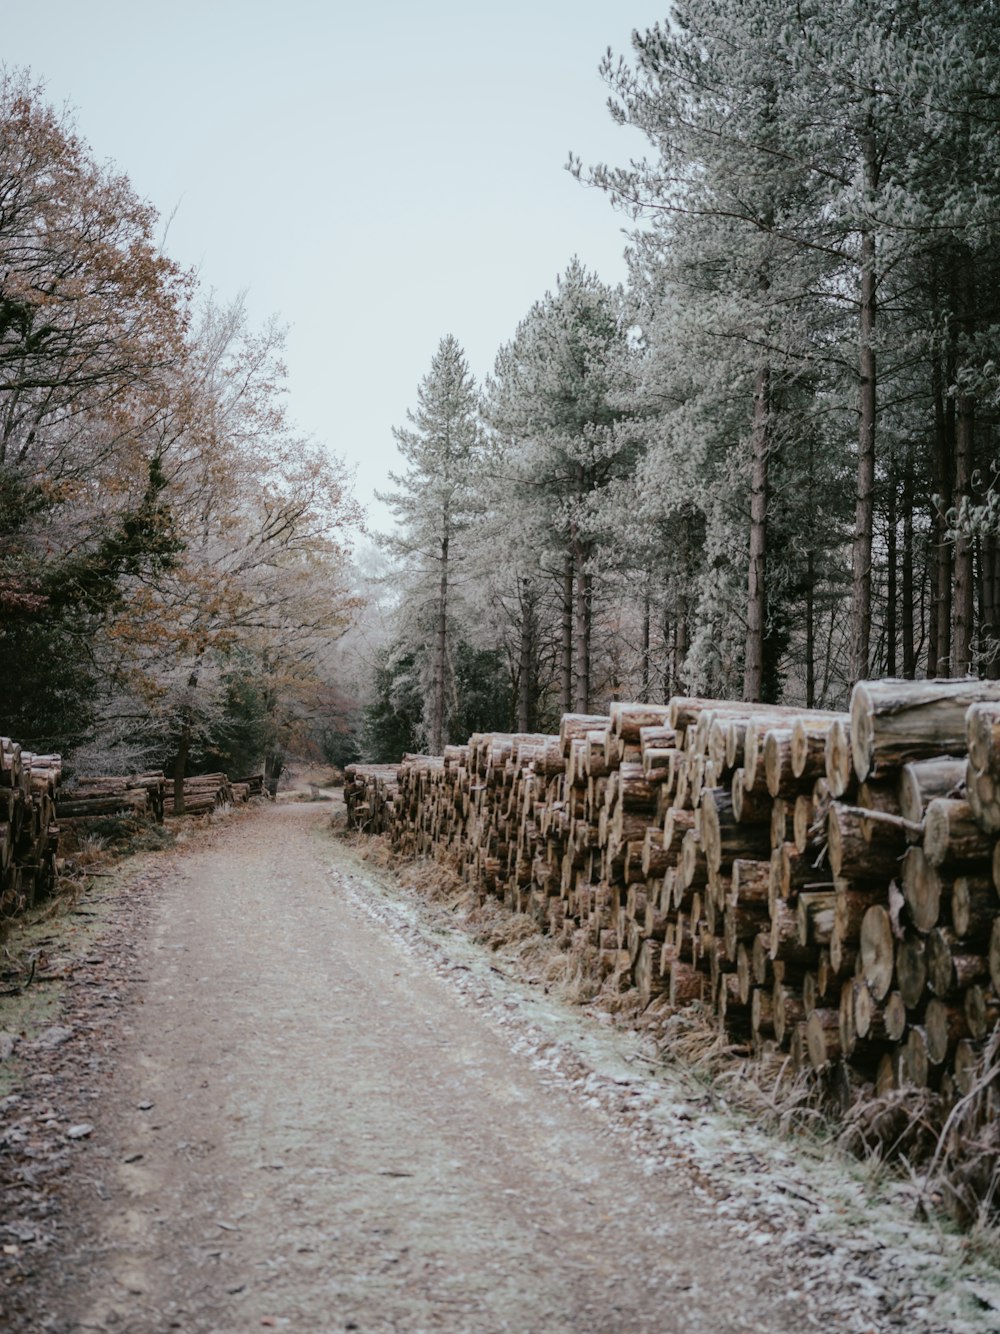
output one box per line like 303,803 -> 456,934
0,71 -> 360,787
5,0 -> 1000,778
364,0 -> 1000,761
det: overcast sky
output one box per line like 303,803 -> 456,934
4,1 -> 661,531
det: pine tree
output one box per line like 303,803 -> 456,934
378,336 -> 483,753
484,261 -> 640,714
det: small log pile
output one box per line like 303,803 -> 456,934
163,773 -> 236,817
1,738 -> 62,918
343,764 -> 403,831
345,679 -> 1000,1122
56,773 -> 167,826
56,768 -> 261,833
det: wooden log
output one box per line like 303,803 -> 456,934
896,935 -> 928,1009
925,997 -> 970,1065
611,702 -> 673,743
680,829 -> 707,889
773,983 -> 805,1046
751,985 -> 776,1040
852,980 -> 885,1042
964,984 -> 1000,1041
806,1007 -> 841,1069
966,701 -> 1000,776
859,905 -> 895,1001
792,714 -> 848,783
792,793 -> 819,854
700,787 -> 769,873
634,938 -> 666,1003
857,778 -> 906,852
824,719 -> 854,799
839,977 -> 867,1059
640,827 -> 671,878
966,761 -> 1000,836
898,757 -> 966,832
953,1039 -> 982,1096
731,771 -> 773,825
668,960 -> 705,1008
617,762 -> 661,812
723,900 -> 769,962
884,991 -> 908,1042
827,802 -> 903,880
925,927 -> 987,997
559,715 -> 610,756
904,1025 -> 930,1087
796,890 -> 838,948
731,858 -> 771,906
901,846 -> 942,934
851,678 -> 1000,784
950,874 -> 996,943
763,728 -> 796,799
876,1049 -> 905,1095
923,798 -> 993,869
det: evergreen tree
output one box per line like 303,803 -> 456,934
378,336 -> 484,753
484,261 -> 641,713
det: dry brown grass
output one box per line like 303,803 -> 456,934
347,837 -> 1000,1225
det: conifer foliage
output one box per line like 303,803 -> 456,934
374,1 -> 1000,737
377,336 -> 485,754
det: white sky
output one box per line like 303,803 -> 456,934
3,1 -> 662,532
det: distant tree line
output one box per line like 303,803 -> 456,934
365,0 -> 1000,759
0,72 -> 359,789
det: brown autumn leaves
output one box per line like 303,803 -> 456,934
0,72 -> 360,773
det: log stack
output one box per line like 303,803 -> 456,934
345,679 -> 1000,1127
163,773 -> 235,817
1,738 -> 62,922
56,772 -> 167,826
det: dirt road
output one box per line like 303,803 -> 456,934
5,801 -> 1000,1332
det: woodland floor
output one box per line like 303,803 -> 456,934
4,800 -> 1000,1331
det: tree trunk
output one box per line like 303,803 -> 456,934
573,535 -> 591,713
561,551 -> 573,715
641,583 -> 651,703
674,514 -> 691,694
517,578 -> 535,734
173,726 -> 190,817
902,460 -> 915,678
849,217 -> 877,683
952,254 -> 976,676
744,363 -> 770,702
430,530 -> 448,754
805,552 -> 815,709
933,292 -> 956,674
886,469 -> 897,676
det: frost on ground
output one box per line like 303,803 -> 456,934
2,801 -> 1000,1333
334,830 -> 1000,1334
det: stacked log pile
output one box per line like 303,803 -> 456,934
1,738 -> 62,918
345,679 -> 1000,1117
343,764 -> 403,832
56,773 -> 167,826
58,769 -> 261,826
1,733 -> 263,932
163,773 -> 240,817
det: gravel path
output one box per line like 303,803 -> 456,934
6,801 -> 1000,1332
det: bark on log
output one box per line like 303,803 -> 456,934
851,678 -> 1000,783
